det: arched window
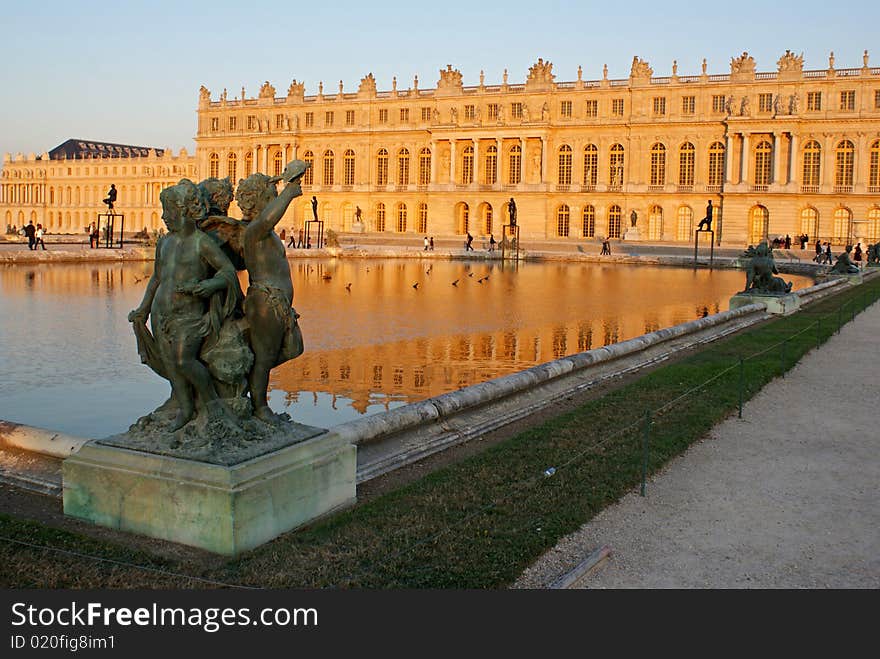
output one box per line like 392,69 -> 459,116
227,153 -> 237,181
396,203 -> 407,232
648,205 -> 663,240
832,207 -> 852,244
508,144 -> 522,185
322,150 -> 335,186
483,205 -> 493,235
676,206 -> 693,241
866,207 -> 880,242
870,140 -> 880,190
245,152 -> 254,178
49,187 -> 54,204
802,141 -> 821,189
343,149 -> 355,186
273,150 -> 283,177
557,145 -> 572,185
397,148 -> 410,185
650,143 -> 666,187
209,152 -> 219,179
748,206 -> 769,244
375,202 -> 386,232
419,148 -> 431,185
708,141 -> 725,188
754,141 -> 772,186
608,205 -> 622,238
484,145 -> 497,185
461,145 -> 474,184
302,151 -> 313,185
556,204 -> 570,237
800,207 -> 818,240
835,140 -> 854,189
418,202 -> 428,233
582,205 -> 595,238
679,142 -> 695,187
609,144 -> 624,187
583,144 -> 598,187
457,202 -> 470,234
376,149 -> 388,186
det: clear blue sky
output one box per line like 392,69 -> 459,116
2,0 -> 876,158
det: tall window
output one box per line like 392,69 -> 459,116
835,140 -> 854,188
376,149 -> 388,186
325,111 -> 334,127
611,98 -> 624,116
209,153 -> 219,178
648,205 -> 663,241
712,95 -> 726,113
304,112 -> 313,128
322,150 -> 334,185
229,116 -> 237,131
608,205 -> 622,238
273,151 -> 283,177
802,141 -> 821,188
508,145 -> 522,184
345,110 -> 355,126
418,203 -> 428,234
400,108 -> 410,123
676,206 -> 693,241
247,116 -> 257,130
800,207 -> 819,239
557,145 -> 572,185
421,107 -> 432,121
807,92 -> 822,111
397,148 -> 410,185
609,144 -> 625,187
556,205 -> 570,237
483,205 -> 493,234
650,143 -> 666,187
378,109 -> 388,124
585,100 -> 598,117
582,205 -> 595,238
560,100 -> 572,117
652,97 -> 666,116
870,139 -> 880,190
419,148 -> 431,185
227,153 -> 237,181
866,207 -> 880,242
396,203 -> 407,232
758,93 -> 773,113
754,140 -> 772,186
302,151 -> 314,185
681,96 -> 695,115
678,143 -> 695,187
839,90 -> 855,111
343,149 -> 355,186
375,202 -> 386,232
464,105 -> 475,120
485,145 -> 497,184
832,207 -> 852,243
748,205 -> 769,244
461,145 -> 474,184
245,152 -> 254,178
511,103 -> 523,119
707,142 -> 724,187
275,114 -> 284,129
583,144 -> 598,187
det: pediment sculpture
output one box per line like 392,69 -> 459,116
777,50 -> 804,73
437,65 -> 463,90
358,73 -> 377,95
259,81 -> 276,99
526,58 -> 556,87
287,79 -> 305,97
629,56 -> 653,79
730,51 -> 756,75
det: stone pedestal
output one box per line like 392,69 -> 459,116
623,227 -> 642,241
729,292 -> 801,315
63,431 -> 356,556
351,221 -> 365,233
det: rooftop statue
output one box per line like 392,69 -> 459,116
258,81 -> 276,99
730,51 -> 756,75
437,64 -> 463,90
629,56 -> 653,79
829,244 -> 861,274
777,49 -> 804,72
741,241 -> 793,294
358,72 -> 377,95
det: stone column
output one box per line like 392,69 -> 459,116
430,140 -> 437,183
496,138 -> 503,185
450,140 -> 457,184
725,134 -> 735,184
473,139 -> 480,185
540,136 -> 548,183
252,146 -> 259,174
740,133 -> 750,184
773,133 -> 782,184
262,145 -> 269,174
788,133 -> 798,184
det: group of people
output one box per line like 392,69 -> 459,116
18,221 -> 47,250
284,228 -> 311,249
423,236 -> 435,251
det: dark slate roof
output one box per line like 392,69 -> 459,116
48,139 -> 164,160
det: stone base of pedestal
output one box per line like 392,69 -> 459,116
62,431 -> 356,556
623,228 -> 642,241
729,292 -> 801,315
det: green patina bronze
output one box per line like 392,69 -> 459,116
740,241 -> 793,294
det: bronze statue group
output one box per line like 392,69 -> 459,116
128,161 -> 309,436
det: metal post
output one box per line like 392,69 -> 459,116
640,410 -> 650,497
738,358 -> 744,419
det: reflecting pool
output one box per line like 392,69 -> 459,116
0,259 -> 814,437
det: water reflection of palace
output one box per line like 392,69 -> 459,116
270,301 -> 722,414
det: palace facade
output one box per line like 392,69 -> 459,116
4,50 -> 880,246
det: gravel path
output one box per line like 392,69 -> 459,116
514,301 -> 880,589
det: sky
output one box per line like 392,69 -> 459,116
1,0 -> 877,158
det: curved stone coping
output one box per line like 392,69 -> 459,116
0,420 -> 90,458
330,302 -> 767,447
795,278 -> 847,302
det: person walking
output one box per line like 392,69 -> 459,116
297,228 -> 304,248
488,234 -> 496,252
33,224 -> 47,250
23,221 -> 36,250
824,242 -> 833,265
429,236 -> 434,251
814,240 -> 822,262
465,232 -> 474,251
89,222 -> 99,248
854,242 -> 863,268
424,236 -> 429,251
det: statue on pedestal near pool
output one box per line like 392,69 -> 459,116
741,241 -> 792,294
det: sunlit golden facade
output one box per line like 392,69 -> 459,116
3,51 -> 880,245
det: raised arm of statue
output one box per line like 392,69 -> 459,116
244,161 -> 308,243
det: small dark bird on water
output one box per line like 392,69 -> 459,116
134,273 -> 150,283
468,272 -> 474,277
477,276 -> 489,283
345,282 -> 352,291
412,282 -> 419,289
451,279 -> 459,286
